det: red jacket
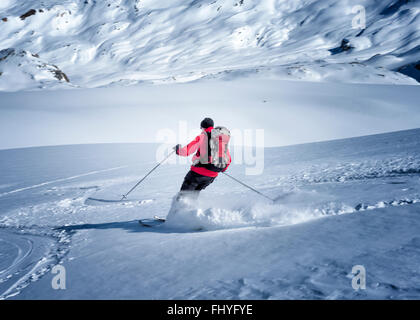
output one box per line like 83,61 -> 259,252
176,127 -> 231,177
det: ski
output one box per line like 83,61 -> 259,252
139,216 -> 166,227
85,197 -> 154,206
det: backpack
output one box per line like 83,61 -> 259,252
208,126 -> 231,169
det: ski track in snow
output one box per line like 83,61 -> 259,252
0,166 -> 127,197
0,176 -> 157,299
0,226 -> 71,300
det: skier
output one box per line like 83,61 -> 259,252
173,117 -> 231,201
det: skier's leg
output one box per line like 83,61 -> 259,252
194,175 -> 216,191
177,171 -> 200,201
180,171 -> 200,191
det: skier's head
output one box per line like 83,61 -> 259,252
200,117 -> 214,129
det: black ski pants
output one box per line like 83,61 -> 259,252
180,170 -> 216,192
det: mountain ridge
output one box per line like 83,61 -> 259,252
0,0 -> 419,91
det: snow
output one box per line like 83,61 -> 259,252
0,0 -> 419,91
1,0 -> 420,301
1,128 -> 420,299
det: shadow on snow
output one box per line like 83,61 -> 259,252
56,220 -> 199,234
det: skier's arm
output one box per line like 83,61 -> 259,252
176,135 -> 201,157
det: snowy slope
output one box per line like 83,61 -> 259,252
1,78 -> 420,150
1,128 -> 420,299
0,0 -> 419,91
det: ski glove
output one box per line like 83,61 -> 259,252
174,144 -> 181,154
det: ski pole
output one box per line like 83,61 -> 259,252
121,150 -> 175,200
222,172 -> 275,202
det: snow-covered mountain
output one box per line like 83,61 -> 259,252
0,0 -> 419,91
0,48 -> 70,90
